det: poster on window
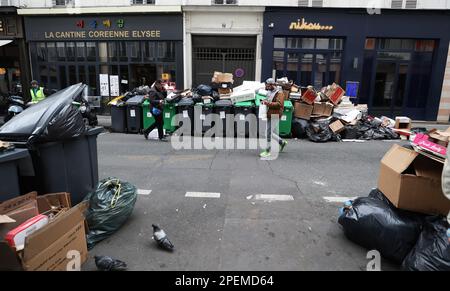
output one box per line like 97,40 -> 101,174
109,75 -> 120,97
99,74 -> 109,96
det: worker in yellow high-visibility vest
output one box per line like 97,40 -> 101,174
29,80 -> 46,103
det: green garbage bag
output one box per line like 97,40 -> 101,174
84,177 -> 137,249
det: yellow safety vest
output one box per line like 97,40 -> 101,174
30,87 -> 45,102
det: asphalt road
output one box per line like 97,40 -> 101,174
82,131 -> 411,271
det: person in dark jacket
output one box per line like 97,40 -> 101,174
143,79 -> 168,141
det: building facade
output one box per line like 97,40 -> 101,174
262,8 -> 450,121
0,6 -> 29,109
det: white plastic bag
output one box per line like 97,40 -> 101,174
259,104 -> 268,120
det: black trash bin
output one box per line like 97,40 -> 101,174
176,97 -> 194,136
126,95 -> 145,134
214,99 -> 233,137
0,148 -> 30,202
234,101 -> 256,138
110,103 -> 127,133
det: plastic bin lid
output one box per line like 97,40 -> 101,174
177,97 -> 194,106
215,99 -> 233,107
284,100 -> 293,109
126,95 -> 146,105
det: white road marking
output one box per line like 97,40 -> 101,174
254,194 -> 294,201
137,189 -> 152,195
323,196 -> 357,203
185,192 -> 221,198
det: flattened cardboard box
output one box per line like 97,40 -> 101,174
312,102 -> 333,117
0,194 -> 88,271
378,144 -> 450,216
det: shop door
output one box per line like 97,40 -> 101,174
192,36 -> 256,87
371,61 -> 409,118
286,53 -> 341,88
130,64 -> 156,89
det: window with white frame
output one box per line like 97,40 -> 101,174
131,0 -> 156,4
212,0 -> 238,5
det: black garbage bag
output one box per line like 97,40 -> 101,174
291,118 -> 309,138
306,119 -> 339,143
195,84 -> 213,97
0,83 -> 86,146
338,190 -> 424,264
341,125 -> 359,139
402,218 -> 450,271
84,177 -> 138,250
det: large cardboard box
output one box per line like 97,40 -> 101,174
230,90 -> 255,104
329,120 -> 345,133
217,73 -> 234,84
294,102 -> 313,120
394,117 -> 412,130
378,144 -> 450,216
312,102 -> 333,117
300,87 -> 317,105
0,193 -> 88,271
325,83 -> 345,105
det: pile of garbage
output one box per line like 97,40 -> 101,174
338,144 -> 450,271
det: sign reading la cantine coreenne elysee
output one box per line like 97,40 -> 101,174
24,15 -> 183,41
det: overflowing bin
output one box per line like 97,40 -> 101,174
0,148 -> 30,201
214,99 -> 233,137
234,101 -> 256,138
126,95 -> 145,134
197,101 -> 215,134
163,102 -> 177,134
0,83 -> 102,205
176,97 -> 195,136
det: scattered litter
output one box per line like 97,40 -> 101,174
246,195 -> 253,200
152,224 -> 174,252
203,204 -> 207,209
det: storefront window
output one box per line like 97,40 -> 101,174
415,40 -> 436,52
99,42 -> 108,62
144,42 -> 156,61
118,42 -> 127,62
158,41 -> 175,62
49,66 -> 57,88
78,65 -> 86,84
286,52 -> 299,82
86,42 -> 96,62
379,39 -> 414,50
272,51 -> 284,78
108,42 -> 117,62
37,43 -> 47,62
365,38 -> 376,50
76,42 -> 86,61
127,42 -> 141,62
329,52 -> 342,84
88,65 -> 97,95
66,42 -> 75,62
59,66 -> 67,88
39,65 -> 48,85
68,65 -> 76,85
408,53 -> 433,108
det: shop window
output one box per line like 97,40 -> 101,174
158,41 -> 175,62
408,53 -> 433,108
86,42 -> 97,62
272,51 -> 284,78
56,42 -> 65,61
37,42 -> 47,62
329,39 -> 344,50
111,65 -> 119,76
59,66 -> 67,88
379,39 -> 414,50
78,65 -> 86,84
49,66 -> 58,87
377,51 -> 411,61
120,65 -> 129,92
329,52 -> 342,84
286,52 -> 299,83
88,65 -> 97,95
127,42 -> 141,62
66,42 -> 76,62
299,54 -> 313,86
365,38 -> 376,50
108,42 -> 117,62
99,42 -> 108,63
144,41 -> 156,61
274,38 -> 285,49
316,39 -> 330,50
359,51 -> 376,104
163,64 -> 176,83
39,65 -> 48,86
118,42 -> 127,62
47,43 -> 57,62
76,42 -> 86,61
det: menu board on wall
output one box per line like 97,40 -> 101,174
99,74 -> 109,96
109,75 -> 120,97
